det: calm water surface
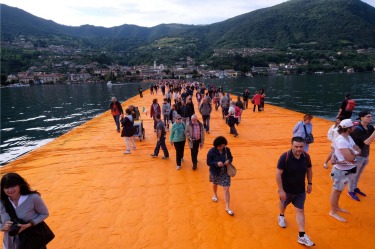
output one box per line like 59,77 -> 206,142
1,73 -> 374,165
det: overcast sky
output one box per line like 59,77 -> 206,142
2,0 -> 375,28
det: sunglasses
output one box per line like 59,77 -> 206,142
177,118 -> 182,120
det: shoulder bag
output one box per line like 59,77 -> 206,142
225,148 -> 237,177
303,123 -> 314,144
4,199 -> 55,249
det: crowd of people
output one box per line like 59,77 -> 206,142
109,82 -> 374,247
2,83 -> 373,248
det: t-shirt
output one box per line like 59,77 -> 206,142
350,124 -> 374,157
156,120 -> 166,137
334,135 -> 356,170
277,150 -> 311,194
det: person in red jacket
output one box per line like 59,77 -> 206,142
109,97 -> 124,132
252,92 -> 261,112
150,98 -> 161,131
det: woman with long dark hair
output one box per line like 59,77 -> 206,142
1,173 -> 50,249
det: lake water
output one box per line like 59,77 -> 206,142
1,73 -> 374,165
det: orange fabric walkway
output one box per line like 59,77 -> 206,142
1,90 -> 374,249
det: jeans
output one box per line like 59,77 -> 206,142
174,140 -> 186,166
202,115 -> 210,132
154,137 -> 169,157
113,115 -> 121,131
191,139 -> 200,165
164,115 -> 170,129
349,156 -> 369,192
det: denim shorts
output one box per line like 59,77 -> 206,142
331,167 -> 350,191
281,192 -> 306,210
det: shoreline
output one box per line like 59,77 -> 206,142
1,89 -> 374,248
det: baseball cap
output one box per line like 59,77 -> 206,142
339,119 -> 354,128
175,114 -> 182,119
357,110 -> 371,120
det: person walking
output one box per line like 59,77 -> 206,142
185,114 -> 205,170
121,109 -> 136,154
226,101 -> 239,137
109,97 -> 124,133
150,98 -> 161,132
1,173 -> 53,249
337,93 -> 356,119
276,136 -> 314,247
292,114 -> 313,152
170,114 -> 186,170
162,98 -> 171,131
260,88 -> 265,111
207,136 -> 234,216
199,97 -> 212,134
348,110 -> 375,200
252,91 -> 261,112
151,114 -> 169,159
242,89 -> 250,109
323,116 -> 344,168
329,119 -> 361,222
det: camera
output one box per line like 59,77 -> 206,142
8,219 -> 22,236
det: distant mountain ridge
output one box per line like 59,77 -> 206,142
1,0 -> 375,48
1,0 -> 375,72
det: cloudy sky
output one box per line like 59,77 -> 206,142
2,0 -> 375,28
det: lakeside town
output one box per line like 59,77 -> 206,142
3,36 -> 375,85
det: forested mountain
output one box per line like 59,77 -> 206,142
1,0 -> 375,75
2,0 -> 375,48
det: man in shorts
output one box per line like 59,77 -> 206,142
276,136 -> 314,247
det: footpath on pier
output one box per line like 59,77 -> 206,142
1,90 -> 374,249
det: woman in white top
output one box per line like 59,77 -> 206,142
323,116 -> 344,168
329,119 -> 361,222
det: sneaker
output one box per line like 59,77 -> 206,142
124,150 -> 131,154
132,147 -> 136,150
354,188 -> 366,197
348,192 -> 360,201
162,156 -> 169,159
278,215 -> 286,228
176,166 -> 181,170
151,154 -> 158,157
323,163 -> 328,169
297,234 -> 315,247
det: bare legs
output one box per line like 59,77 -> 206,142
329,188 -> 348,222
212,184 -> 233,214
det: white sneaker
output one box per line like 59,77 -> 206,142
176,166 -> 181,170
298,234 -> 315,247
278,215 -> 286,228
323,163 -> 328,169
132,147 -> 136,150
124,150 -> 131,154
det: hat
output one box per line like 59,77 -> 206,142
339,119 -> 354,128
175,114 -> 182,119
357,110 -> 371,120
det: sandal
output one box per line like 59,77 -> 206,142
212,196 -> 218,202
226,209 -> 234,216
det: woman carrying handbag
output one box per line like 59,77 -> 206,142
1,173 -> 54,249
206,136 -> 235,216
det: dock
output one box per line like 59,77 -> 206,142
1,90 -> 374,249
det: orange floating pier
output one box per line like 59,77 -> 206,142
1,90 -> 374,249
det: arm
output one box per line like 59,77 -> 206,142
224,148 -> 233,165
340,148 -> 356,162
206,149 -> 223,168
364,129 -> 375,145
19,194 -> 49,233
170,124 -> 175,145
327,125 -> 335,141
276,169 -> 286,201
306,167 -> 313,194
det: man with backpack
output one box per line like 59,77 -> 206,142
348,110 -> 375,200
337,93 -> 356,119
276,136 -> 314,247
